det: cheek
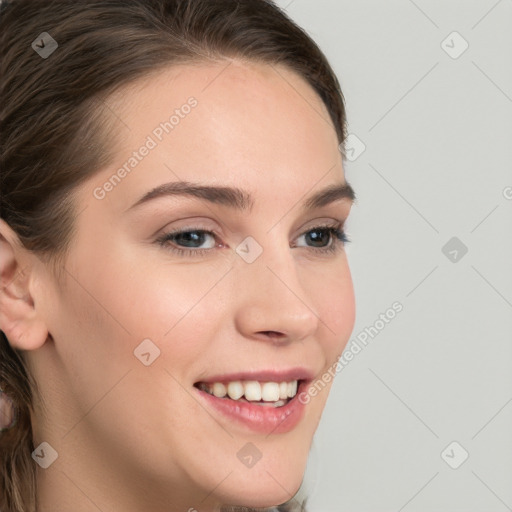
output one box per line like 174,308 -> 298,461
303,259 -> 355,359
69,236 -> 231,334
121,257 -> 234,337
100,254 -> 236,383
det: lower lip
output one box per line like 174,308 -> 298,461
194,381 -> 309,434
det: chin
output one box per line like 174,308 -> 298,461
212,461 -> 305,510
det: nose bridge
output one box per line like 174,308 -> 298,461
232,233 -> 319,341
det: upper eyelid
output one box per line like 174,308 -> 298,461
162,220 -> 344,239
160,215 -> 346,234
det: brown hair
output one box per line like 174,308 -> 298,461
0,0 -> 347,510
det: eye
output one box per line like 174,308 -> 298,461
155,222 -> 350,257
155,228 -> 218,257
165,230 -> 216,249
293,224 -> 350,254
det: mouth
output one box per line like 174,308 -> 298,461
193,370 -> 313,434
194,379 -> 301,408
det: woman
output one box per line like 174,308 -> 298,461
0,0 -> 356,510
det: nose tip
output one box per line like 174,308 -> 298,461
233,263 -> 320,344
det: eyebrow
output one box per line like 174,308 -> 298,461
126,180 -> 356,213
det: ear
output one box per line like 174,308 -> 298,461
0,218 -> 49,351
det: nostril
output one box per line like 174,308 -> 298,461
260,331 -> 284,338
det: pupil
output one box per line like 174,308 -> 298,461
176,231 -> 204,247
307,229 -> 329,247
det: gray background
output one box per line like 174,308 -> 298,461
274,1 -> 512,510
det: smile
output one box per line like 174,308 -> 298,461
193,369 -> 313,434
195,379 -> 299,407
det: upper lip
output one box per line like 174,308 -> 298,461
195,367 -> 315,384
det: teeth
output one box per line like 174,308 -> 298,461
288,380 -> 297,398
212,382 -> 227,398
199,379 -> 300,403
227,381 -> 244,400
244,381 -> 262,401
261,382 -> 280,401
279,382 -> 288,400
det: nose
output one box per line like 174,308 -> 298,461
232,245 -> 320,345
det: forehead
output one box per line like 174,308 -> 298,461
84,60 -> 344,213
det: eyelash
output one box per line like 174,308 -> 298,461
155,222 -> 351,258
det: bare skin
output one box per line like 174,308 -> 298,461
0,60 -> 355,511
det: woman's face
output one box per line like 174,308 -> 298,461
30,60 -> 355,510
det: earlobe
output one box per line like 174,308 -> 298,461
0,219 -> 49,351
